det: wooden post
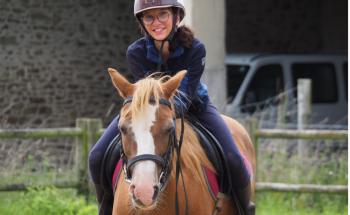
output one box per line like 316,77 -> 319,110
76,118 -> 102,201
256,182 -> 347,194
297,79 -> 312,158
276,93 -> 287,128
246,117 -> 259,185
255,129 -> 347,140
246,118 -> 259,154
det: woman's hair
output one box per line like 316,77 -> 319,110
169,25 -> 194,51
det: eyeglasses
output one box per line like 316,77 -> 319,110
142,11 -> 170,25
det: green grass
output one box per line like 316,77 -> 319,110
0,188 -> 97,215
256,192 -> 347,215
0,138 -> 347,214
0,188 -> 346,215
255,139 -> 348,214
0,138 -> 96,215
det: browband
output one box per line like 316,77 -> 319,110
123,96 -> 172,109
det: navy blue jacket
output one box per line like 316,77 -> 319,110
126,36 -> 209,112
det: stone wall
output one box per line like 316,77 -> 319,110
226,0 -> 347,53
1,0 -> 347,128
0,0 -> 139,128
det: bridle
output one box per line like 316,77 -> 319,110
120,96 -> 188,215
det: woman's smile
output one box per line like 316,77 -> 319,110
152,26 -> 167,37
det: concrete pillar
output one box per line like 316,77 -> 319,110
183,0 -> 226,111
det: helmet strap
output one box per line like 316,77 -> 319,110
157,12 -> 178,72
157,40 -> 166,72
166,12 -> 178,42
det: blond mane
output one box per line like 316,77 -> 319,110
172,120 -> 215,188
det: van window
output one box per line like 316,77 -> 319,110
292,63 -> 337,103
343,63 -> 348,100
242,64 -> 284,113
226,65 -> 250,103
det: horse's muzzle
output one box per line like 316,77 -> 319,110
130,184 -> 160,210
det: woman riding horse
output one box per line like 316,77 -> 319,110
88,0 -> 252,214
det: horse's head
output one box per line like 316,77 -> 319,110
108,68 -> 186,210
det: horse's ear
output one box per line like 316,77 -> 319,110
162,70 -> 187,99
108,68 -> 135,98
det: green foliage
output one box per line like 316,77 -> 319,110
0,187 -> 97,215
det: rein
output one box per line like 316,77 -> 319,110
120,96 -> 188,215
174,105 -> 188,215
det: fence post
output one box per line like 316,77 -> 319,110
246,118 -> 259,153
76,118 -> 103,201
297,79 -> 312,158
246,117 -> 259,183
277,93 -> 288,128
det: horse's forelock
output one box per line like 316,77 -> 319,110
129,76 -> 166,120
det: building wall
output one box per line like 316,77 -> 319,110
1,0 -> 346,128
0,0 -> 139,128
226,0 -> 347,53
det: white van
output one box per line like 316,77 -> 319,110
224,53 -> 348,127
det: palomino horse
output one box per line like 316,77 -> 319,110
107,68 -> 256,215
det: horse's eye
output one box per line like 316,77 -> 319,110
165,126 -> 175,134
119,125 -> 128,135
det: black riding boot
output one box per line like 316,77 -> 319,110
94,184 -> 113,215
235,183 -> 255,215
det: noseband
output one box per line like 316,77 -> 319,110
120,96 -> 176,191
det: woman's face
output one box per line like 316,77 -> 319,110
142,8 -> 174,41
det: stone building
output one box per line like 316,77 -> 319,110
0,0 -> 139,128
0,0 -> 347,128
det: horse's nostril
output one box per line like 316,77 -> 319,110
152,185 -> 159,200
129,184 -> 136,194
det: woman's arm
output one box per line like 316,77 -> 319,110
177,42 -> 206,110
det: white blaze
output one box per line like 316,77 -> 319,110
131,104 -> 158,177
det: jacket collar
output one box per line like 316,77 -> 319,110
145,36 -> 184,64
